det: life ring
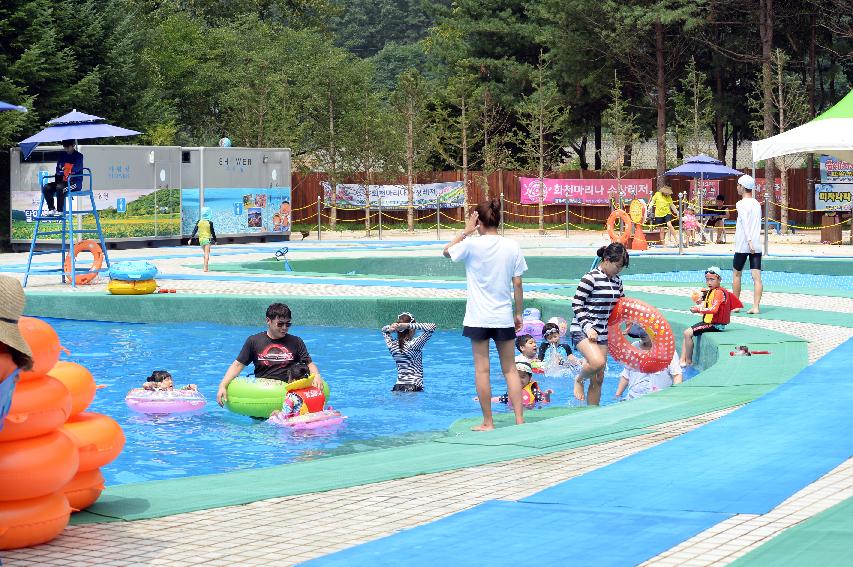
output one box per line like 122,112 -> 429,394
125,388 -> 206,414
0,430 -> 79,501
64,239 -> 104,285
607,297 -> 675,373
61,412 -> 125,472
0,376 -> 72,442
225,376 -> 331,419
107,279 -> 157,295
607,209 -> 633,245
63,468 -> 105,511
47,361 -> 96,418
17,316 -> 63,380
0,492 -> 71,550
109,260 -> 158,281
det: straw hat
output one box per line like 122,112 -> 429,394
0,276 -> 33,370
660,186 -> 673,195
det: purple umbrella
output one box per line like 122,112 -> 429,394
19,109 -> 141,159
664,153 -> 743,179
0,101 -> 27,112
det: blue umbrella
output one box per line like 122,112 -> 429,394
0,101 -> 27,112
664,153 -> 743,179
19,109 -> 141,159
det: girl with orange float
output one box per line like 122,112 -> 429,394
570,243 -> 628,405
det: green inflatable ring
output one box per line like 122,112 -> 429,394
224,377 -> 331,419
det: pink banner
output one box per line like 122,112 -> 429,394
688,178 -> 782,202
519,177 -> 653,205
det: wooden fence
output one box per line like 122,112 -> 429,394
289,168 -> 818,227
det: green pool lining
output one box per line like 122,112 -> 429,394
209,255 -> 853,280
21,291 -> 808,524
731,493 -> 853,566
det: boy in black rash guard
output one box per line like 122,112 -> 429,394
216,303 -> 325,406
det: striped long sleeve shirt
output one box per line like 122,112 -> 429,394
382,323 -> 436,388
570,268 -> 624,342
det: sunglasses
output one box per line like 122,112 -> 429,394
274,320 -> 292,328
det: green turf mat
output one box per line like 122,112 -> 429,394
683,341 -> 809,387
447,406 -> 588,435
436,385 -> 776,449
69,427 -> 652,525
731,494 -> 853,566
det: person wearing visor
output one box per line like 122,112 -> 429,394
381,311 -> 436,392
483,360 -> 553,406
615,323 -> 681,400
0,277 -> 35,424
41,139 -> 84,217
216,303 -> 324,406
680,266 -> 743,368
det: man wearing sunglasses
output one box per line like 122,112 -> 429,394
216,303 -> 324,407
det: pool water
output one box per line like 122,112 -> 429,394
622,269 -> 853,290
50,319 -> 647,486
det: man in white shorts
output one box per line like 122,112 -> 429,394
732,174 -> 763,314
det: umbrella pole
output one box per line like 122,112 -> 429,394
678,193 -> 684,255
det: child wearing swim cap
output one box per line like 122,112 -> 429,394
537,323 -> 580,368
487,360 -> 552,406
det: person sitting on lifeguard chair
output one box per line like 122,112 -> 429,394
41,139 -> 83,217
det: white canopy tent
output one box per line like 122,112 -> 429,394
751,89 -> 853,250
752,89 -> 853,163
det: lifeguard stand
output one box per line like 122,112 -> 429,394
22,169 -> 111,287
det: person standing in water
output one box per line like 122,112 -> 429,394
732,175 -> 763,314
444,199 -> 527,431
570,243 -> 628,405
381,312 -> 436,392
187,207 -> 217,272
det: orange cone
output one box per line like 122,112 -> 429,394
630,224 -> 648,250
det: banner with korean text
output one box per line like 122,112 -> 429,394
519,177 -> 653,205
817,157 -> 853,211
321,181 -> 465,209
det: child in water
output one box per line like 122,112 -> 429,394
537,323 -> 581,370
382,312 -> 436,392
141,371 -> 197,391
488,360 -> 552,406
515,334 -> 538,365
187,207 -> 217,272
270,363 -> 314,418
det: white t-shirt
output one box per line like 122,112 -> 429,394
449,234 -> 527,327
735,198 -> 763,254
620,342 -> 681,400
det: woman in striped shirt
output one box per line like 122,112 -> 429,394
570,243 -> 629,405
382,312 -> 436,392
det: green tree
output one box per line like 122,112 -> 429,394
673,56 -> 715,157
602,73 -> 640,204
392,69 -> 431,231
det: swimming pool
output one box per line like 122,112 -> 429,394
50,319 -> 640,485
622,269 -> 853,290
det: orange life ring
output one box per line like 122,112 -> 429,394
0,430 -> 79,501
0,492 -> 71,550
0,376 -> 72,442
17,316 -> 63,381
607,297 -> 676,373
63,239 -> 104,285
607,209 -> 633,245
61,412 -> 125,472
48,361 -> 96,418
63,468 -> 105,511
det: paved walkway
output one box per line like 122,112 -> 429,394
2,234 -> 852,566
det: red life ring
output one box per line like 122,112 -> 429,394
607,209 -> 632,245
64,240 -> 104,285
607,297 -> 675,373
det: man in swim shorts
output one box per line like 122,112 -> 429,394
732,175 -> 763,314
216,303 -> 325,406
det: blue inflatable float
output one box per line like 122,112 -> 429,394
109,261 -> 158,281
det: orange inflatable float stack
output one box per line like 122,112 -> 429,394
0,317 -> 124,550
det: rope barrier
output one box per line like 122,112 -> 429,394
290,201 -> 316,212
502,209 -> 566,220
764,199 -> 835,213
767,217 -> 851,230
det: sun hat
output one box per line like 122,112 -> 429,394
515,360 -> 533,375
660,186 -> 673,195
737,175 -> 755,191
0,276 -> 33,370
627,323 -> 649,339
200,206 -> 213,221
705,266 -> 723,278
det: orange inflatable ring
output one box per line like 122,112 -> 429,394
607,209 -> 632,245
0,492 -> 71,550
63,468 -> 105,511
607,297 -> 676,373
61,412 -> 125,472
48,361 -> 96,417
0,376 -> 72,442
18,317 -> 63,381
0,430 -> 79,501
63,239 -> 104,285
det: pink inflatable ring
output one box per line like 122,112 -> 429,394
125,388 -> 206,414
